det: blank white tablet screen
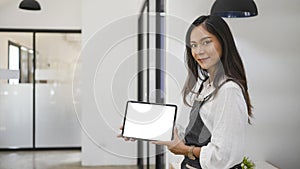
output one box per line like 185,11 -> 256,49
122,102 -> 176,141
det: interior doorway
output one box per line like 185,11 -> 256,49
0,29 -> 81,149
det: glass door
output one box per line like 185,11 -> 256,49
35,33 -> 81,148
0,32 -> 33,148
0,31 -> 81,149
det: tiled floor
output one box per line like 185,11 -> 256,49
0,150 -> 147,169
0,150 -> 279,169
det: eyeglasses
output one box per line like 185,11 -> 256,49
190,39 -> 213,51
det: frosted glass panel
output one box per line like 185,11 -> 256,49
0,84 -> 33,148
36,84 -> 81,147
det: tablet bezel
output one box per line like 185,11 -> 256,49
121,100 -> 177,142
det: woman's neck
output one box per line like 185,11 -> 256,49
207,67 -> 216,83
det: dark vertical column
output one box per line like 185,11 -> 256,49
155,0 -> 165,169
137,15 -> 144,169
32,32 -> 36,149
18,45 -> 21,83
146,0 -> 150,168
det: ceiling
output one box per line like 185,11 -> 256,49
0,0 -> 17,8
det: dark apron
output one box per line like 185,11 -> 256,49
181,80 -> 242,169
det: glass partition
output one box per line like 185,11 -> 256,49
0,32 -> 33,148
0,31 -> 81,149
35,33 -> 81,147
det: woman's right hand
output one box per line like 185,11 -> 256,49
117,125 -> 136,142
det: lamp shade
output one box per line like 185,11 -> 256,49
211,0 -> 258,18
19,0 -> 41,11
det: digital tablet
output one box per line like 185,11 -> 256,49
121,101 -> 177,141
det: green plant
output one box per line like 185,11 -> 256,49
241,156 -> 255,169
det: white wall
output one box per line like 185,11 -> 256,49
166,0 -> 300,169
0,0 -> 81,29
81,0 -> 144,166
231,1 -> 300,168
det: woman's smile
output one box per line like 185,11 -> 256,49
197,57 -> 210,63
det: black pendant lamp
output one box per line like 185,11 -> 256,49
211,0 -> 258,18
19,0 -> 41,11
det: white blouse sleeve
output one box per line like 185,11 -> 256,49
199,82 -> 248,169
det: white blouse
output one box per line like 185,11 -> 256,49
196,79 -> 248,169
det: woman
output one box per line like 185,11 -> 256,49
153,15 -> 253,169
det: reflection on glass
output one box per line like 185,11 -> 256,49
20,46 -> 34,83
8,43 -> 19,84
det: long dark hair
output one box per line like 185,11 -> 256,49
182,15 -> 253,123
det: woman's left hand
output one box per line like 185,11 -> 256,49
152,128 -> 188,155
